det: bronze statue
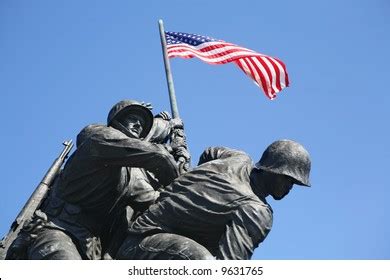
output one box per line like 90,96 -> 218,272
115,140 -> 311,260
4,99 -> 312,260
6,100 -> 188,260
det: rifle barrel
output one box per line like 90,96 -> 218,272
0,140 -> 73,259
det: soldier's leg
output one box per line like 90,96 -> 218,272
117,233 -> 214,260
27,228 -> 82,260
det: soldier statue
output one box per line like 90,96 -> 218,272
116,140 -> 311,260
6,100 -> 188,259
4,100 -> 312,260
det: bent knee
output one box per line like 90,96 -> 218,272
142,233 -> 214,260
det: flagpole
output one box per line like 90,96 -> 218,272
158,19 -> 180,118
158,19 -> 190,173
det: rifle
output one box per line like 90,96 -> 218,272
0,140 -> 74,259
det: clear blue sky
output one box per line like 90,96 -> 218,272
1,0 -> 389,259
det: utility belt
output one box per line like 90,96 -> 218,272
43,196 -> 104,235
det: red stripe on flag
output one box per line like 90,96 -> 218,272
247,57 -> 274,99
273,57 -> 289,87
167,46 -> 257,63
166,38 -> 289,99
265,57 -> 282,92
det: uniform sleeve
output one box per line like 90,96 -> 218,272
128,169 -> 161,211
80,125 -> 179,185
198,147 -> 249,165
215,203 -> 273,260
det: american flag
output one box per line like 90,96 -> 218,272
165,31 -> 289,100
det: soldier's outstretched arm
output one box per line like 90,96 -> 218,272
80,125 -> 179,185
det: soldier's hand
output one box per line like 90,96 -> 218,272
173,146 -> 191,162
170,118 -> 184,130
173,147 -> 191,174
140,102 -> 153,110
155,111 -> 171,120
169,126 -> 187,151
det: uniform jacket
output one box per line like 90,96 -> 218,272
38,124 -> 179,259
129,147 -> 273,260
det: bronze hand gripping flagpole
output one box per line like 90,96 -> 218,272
158,19 -> 190,173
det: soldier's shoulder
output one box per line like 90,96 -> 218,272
76,124 -> 103,145
206,146 -> 251,159
77,124 -> 126,146
79,123 -> 107,132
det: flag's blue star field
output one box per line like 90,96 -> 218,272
165,31 -> 221,46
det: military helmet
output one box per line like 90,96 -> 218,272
255,139 -> 311,186
107,100 -> 153,138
